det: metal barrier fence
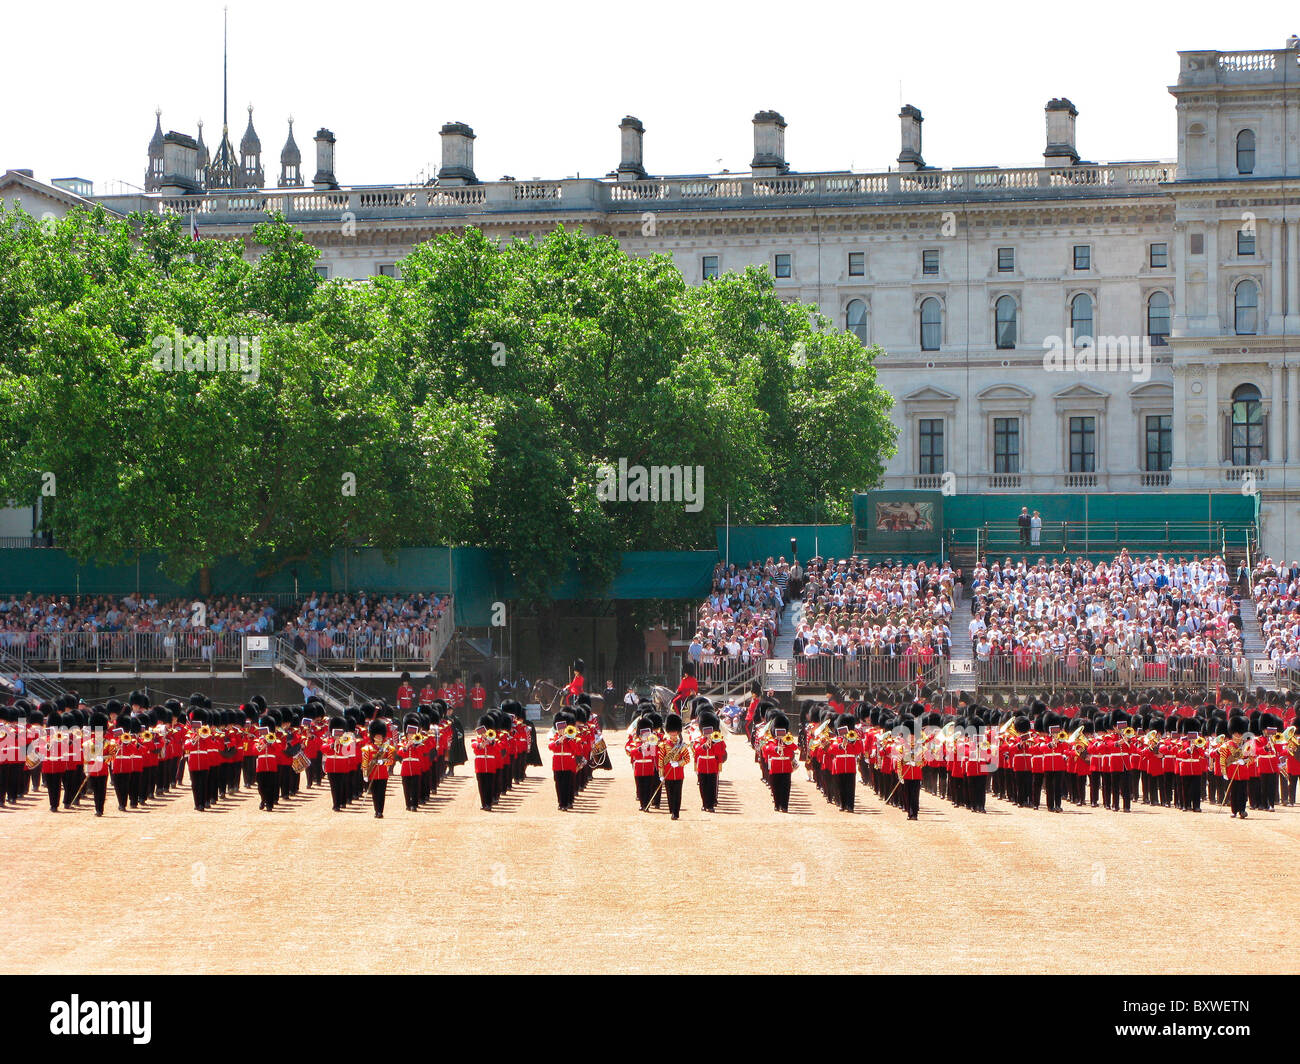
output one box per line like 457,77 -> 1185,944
794,654 -> 949,690
975,653 -> 1247,692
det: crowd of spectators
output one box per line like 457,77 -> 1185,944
1252,558 -> 1300,674
796,558 -> 955,659
690,559 -> 788,679
281,591 -> 451,661
0,590 -> 451,664
970,552 -> 1245,682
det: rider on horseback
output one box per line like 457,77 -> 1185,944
670,660 -> 699,715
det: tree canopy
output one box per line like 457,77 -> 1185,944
0,205 -> 895,598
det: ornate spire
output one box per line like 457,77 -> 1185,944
240,103 -> 261,155
145,108 -> 165,190
279,117 -> 303,187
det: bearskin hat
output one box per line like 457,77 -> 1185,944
664,713 -> 683,733
369,719 -> 388,739
771,713 -> 790,732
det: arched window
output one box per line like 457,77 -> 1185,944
1070,293 -> 1094,343
845,299 -> 868,344
1234,279 -> 1259,336
1147,291 -> 1170,345
920,297 -> 941,351
1236,129 -> 1256,175
1231,383 -> 1263,466
995,296 -> 1017,349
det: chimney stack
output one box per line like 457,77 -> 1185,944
160,132 -> 200,195
897,105 -> 924,172
313,129 -> 338,190
1043,98 -> 1079,166
438,122 -> 478,186
751,110 -> 788,176
617,116 -> 646,181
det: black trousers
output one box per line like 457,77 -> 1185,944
402,775 -> 420,811
112,772 -> 129,810
476,771 -> 494,809
45,773 -> 63,811
904,778 -> 921,819
698,772 -> 718,811
1044,771 -> 1062,812
835,772 -> 855,812
554,769 -> 575,810
770,772 -> 791,811
371,778 -> 388,816
64,766 -> 84,806
665,778 -> 683,817
257,771 -> 278,810
328,773 -> 346,810
1228,778 -> 1248,816
89,775 -> 108,815
243,756 -> 256,787
634,775 -> 657,810
189,768 -> 207,809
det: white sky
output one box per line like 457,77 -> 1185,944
5,0 -> 1297,193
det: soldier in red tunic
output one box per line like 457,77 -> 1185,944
670,661 -> 699,714
563,659 -> 586,707
361,719 -> 396,818
761,713 -> 799,812
396,673 -> 417,713
419,675 -> 438,707
468,674 -> 487,714
625,710 -> 660,811
471,715 -> 501,811
692,709 -> 727,812
549,711 -> 581,811
827,715 -> 863,813
656,714 -> 690,820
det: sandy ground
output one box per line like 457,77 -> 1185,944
1,731 -> 1296,975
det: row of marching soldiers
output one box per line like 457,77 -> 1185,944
624,697 -> 728,819
775,691 -> 1300,823
469,701 -> 544,811
0,691 -> 471,818
985,702 -> 1299,819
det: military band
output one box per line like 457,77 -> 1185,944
3,684 -> 1297,824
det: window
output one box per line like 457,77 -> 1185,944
313,265 -> 330,279
1234,279 -> 1259,335
920,297 -> 942,351
1237,229 -> 1256,256
918,419 -> 944,475
1189,233 -> 1204,255
376,264 -> 398,278
994,296 -> 1017,349
1069,416 -> 1096,473
1070,293 -> 1094,343
922,249 -> 939,275
1150,243 -> 1168,268
774,253 -> 792,278
1237,129 -> 1256,175
1231,384 -> 1263,465
1072,245 -> 1091,270
993,418 -> 1020,473
1145,414 -> 1172,472
997,247 -> 1014,272
1147,291 -> 1171,346
845,299 -> 869,344
848,252 -> 865,276
702,255 -> 719,280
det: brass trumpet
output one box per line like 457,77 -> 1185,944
564,724 -> 578,738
